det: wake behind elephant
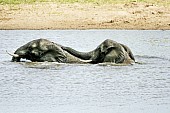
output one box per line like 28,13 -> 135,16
8,38 -> 135,64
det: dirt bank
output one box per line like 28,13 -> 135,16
0,2 -> 170,30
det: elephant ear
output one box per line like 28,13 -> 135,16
40,51 -> 67,62
43,44 -> 67,63
120,43 -> 135,61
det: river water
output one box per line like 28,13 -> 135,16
0,30 -> 170,113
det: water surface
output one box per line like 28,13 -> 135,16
0,30 -> 170,113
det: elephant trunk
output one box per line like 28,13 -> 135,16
12,57 -> 21,62
62,47 -> 93,60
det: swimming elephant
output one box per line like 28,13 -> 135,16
8,38 -> 135,64
62,39 -> 135,64
8,39 -> 90,63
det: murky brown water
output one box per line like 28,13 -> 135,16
0,30 -> 170,113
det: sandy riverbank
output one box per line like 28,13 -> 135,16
0,2 -> 170,30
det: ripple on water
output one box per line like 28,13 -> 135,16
0,30 -> 170,113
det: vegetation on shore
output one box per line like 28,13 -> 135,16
0,0 -> 169,5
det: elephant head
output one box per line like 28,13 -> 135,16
10,40 -> 34,62
100,39 -> 135,64
100,39 -> 120,53
9,39 -> 67,62
93,39 -> 127,63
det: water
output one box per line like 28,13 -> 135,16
0,30 -> 170,113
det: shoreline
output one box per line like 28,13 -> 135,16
0,2 -> 170,30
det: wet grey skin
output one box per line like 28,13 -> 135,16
10,39 -> 135,64
9,38 -> 135,64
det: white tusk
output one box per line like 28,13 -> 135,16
79,59 -> 92,63
6,50 -> 19,57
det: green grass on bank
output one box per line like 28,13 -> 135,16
0,0 -> 169,5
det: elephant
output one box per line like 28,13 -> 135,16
8,39 -> 91,63
8,38 -> 135,64
62,39 -> 135,64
